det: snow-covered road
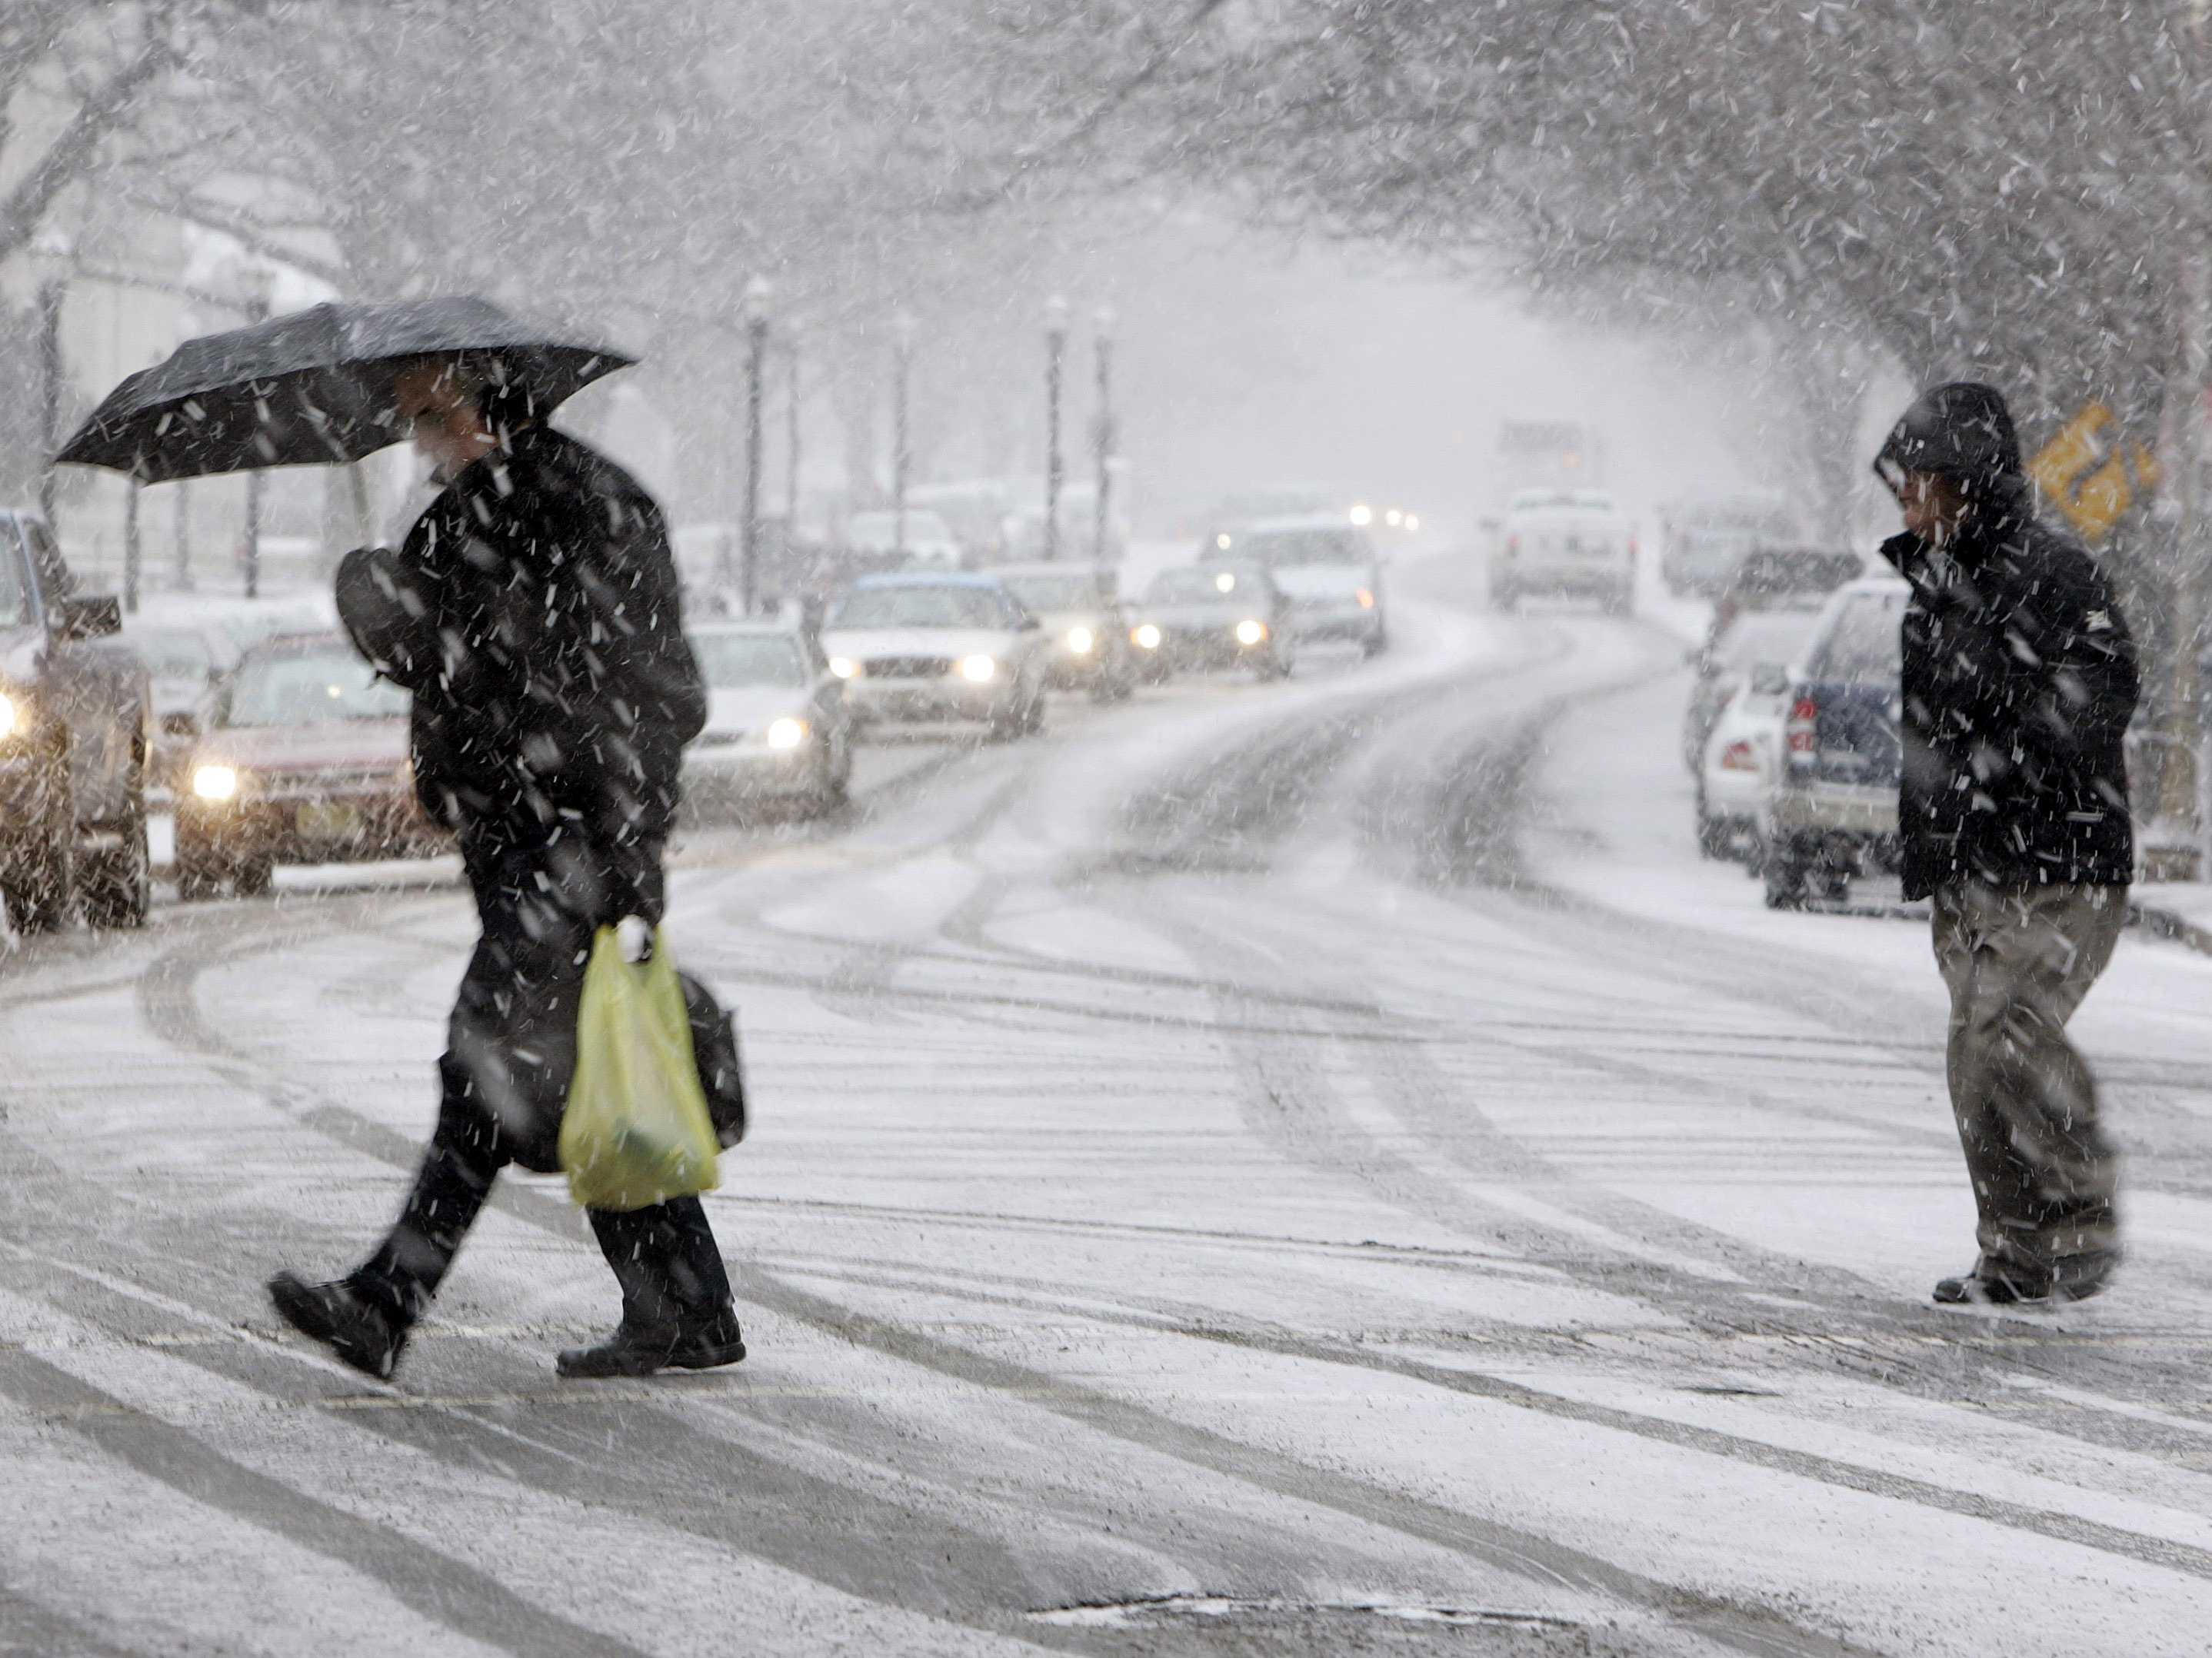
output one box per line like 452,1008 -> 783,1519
5,559 -> 2211,1655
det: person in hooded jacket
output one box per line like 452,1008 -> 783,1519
267,355 -> 746,1380
1874,381 -> 2139,1307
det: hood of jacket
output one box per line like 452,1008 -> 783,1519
1875,382 -> 2035,572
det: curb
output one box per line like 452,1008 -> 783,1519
2130,901 -> 2212,958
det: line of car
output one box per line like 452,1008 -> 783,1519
150,518 -> 1394,903
1680,548 -> 1907,910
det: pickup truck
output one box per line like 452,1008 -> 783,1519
0,509 -> 152,932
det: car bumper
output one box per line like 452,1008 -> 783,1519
845,679 -> 1011,723
178,787 -> 445,866
1498,563 -> 1629,594
684,742 -> 828,800
1043,650 -> 1116,688
1149,631 -> 1279,671
1769,777 -> 1897,836
1289,608 -> 1381,644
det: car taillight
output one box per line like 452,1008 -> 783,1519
1627,533 -> 1638,560
1505,534 -> 1520,556
1786,693 -> 1817,766
1719,740 -> 1757,772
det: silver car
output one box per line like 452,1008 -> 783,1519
984,563 -> 1133,699
818,574 -> 1050,739
684,621 -> 854,815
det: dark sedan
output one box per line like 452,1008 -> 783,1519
1124,564 -> 1294,681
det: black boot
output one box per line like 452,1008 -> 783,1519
556,1307 -> 745,1378
268,1271 -> 408,1380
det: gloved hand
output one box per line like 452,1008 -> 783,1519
615,915 -> 654,964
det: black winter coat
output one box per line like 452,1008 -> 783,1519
1879,501 -> 2137,897
338,424 -> 705,917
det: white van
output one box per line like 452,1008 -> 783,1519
1491,489 -> 1634,614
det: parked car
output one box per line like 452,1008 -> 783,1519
1697,654 -> 1802,862
175,631 -> 447,898
1659,494 -> 1804,597
1718,545 -> 1868,614
818,573 -> 1049,739
1682,607 -> 1831,776
128,622 -> 240,792
1760,577 -> 1911,908
1491,488 -> 1634,614
683,619 -> 854,814
1124,562 -> 1294,681
0,509 -> 152,932
985,563 -> 1134,699
1213,517 -> 1387,657
844,509 -> 966,571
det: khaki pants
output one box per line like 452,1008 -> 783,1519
1931,881 -> 2127,1294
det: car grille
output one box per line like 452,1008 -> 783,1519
256,767 -> 402,800
864,655 -> 952,680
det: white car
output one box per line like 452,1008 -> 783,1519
683,621 -> 854,815
818,573 -> 1049,739
845,508 -> 965,571
1491,488 -> 1635,614
1697,662 -> 1796,863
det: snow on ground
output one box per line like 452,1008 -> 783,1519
8,564 -> 2212,1654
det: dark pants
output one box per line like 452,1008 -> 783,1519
1931,880 -> 2127,1295
351,831 -> 731,1331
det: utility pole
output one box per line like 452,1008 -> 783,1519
892,310 -> 916,558
737,275 -> 771,615
123,481 -> 141,614
35,277 -> 65,534
1091,306 -> 1116,566
1043,294 -> 1069,561
785,320 -> 802,554
174,481 -> 194,592
242,274 -> 272,599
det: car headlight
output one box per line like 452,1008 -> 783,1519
1234,618 -> 1268,646
192,764 -> 240,801
1356,588 -> 1375,610
829,656 -> 859,680
958,654 -> 998,684
1132,623 -> 1161,651
767,716 -> 808,751
1066,626 -> 1095,655
0,691 -> 16,741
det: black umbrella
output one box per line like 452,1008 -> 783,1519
55,295 -> 634,484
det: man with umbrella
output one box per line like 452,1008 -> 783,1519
263,351 -> 744,1380
59,298 -> 745,1380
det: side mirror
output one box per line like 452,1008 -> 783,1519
1751,663 -> 1789,696
53,594 -> 121,642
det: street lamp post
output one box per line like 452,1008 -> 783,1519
1043,294 -> 1070,561
123,481 -> 141,614
784,318 -> 802,551
737,275 -> 771,615
240,271 -> 272,599
1091,306 -> 1116,566
31,233 -> 70,534
892,310 -> 916,558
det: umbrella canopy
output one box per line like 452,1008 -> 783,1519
55,296 -> 633,484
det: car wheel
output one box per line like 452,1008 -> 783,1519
175,851 -> 222,901
1695,812 -> 1731,861
235,856 -> 275,899
1763,839 -> 1810,910
1022,681 -> 1048,734
83,779 -> 151,931
3,759 -> 76,934
1362,628 -> 1389,658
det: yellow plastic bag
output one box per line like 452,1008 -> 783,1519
558,926 -> 721,1211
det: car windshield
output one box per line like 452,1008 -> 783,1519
0,539 -> 28,628
998,574 -> 1102,611
1232,528 -> 1371,568
828,585 -> 1009,629
1148,568 -> 1259,604
134,630 -> 217,680
694,633 -> 808,688
1714,611 -> 1821,671
1813,594 -> 1905,682
225,651 -> 411,727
